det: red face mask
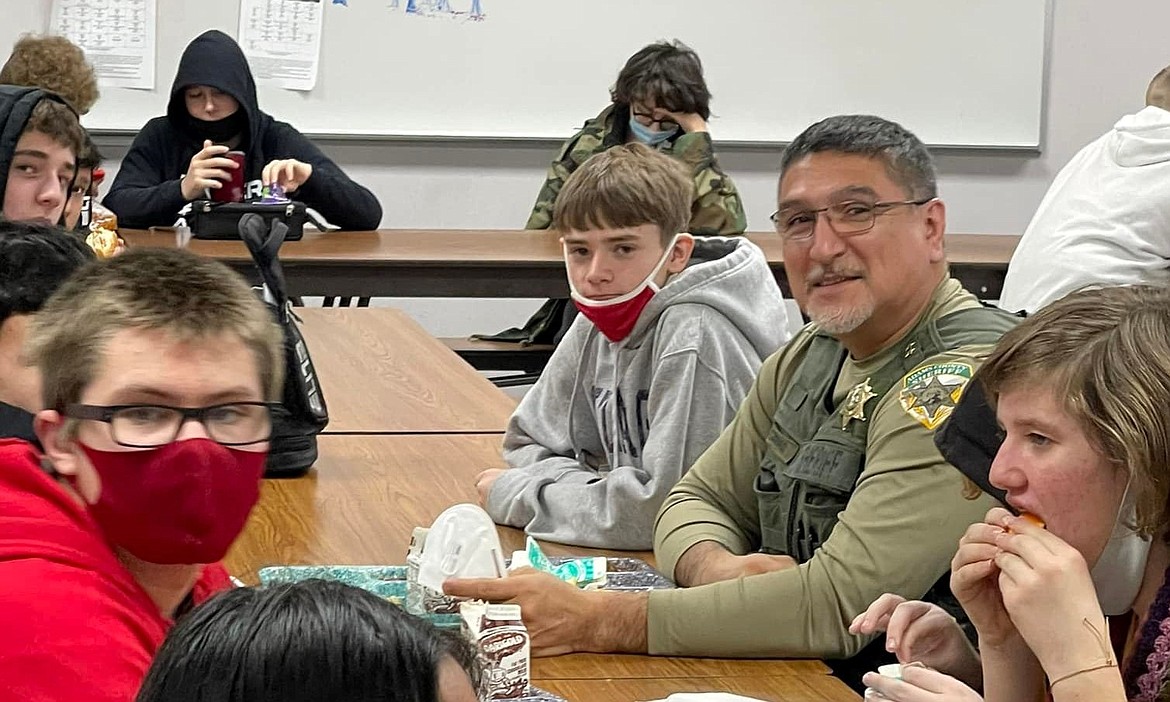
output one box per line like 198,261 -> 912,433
79,439 -> 267,564
568,235 -> 678,343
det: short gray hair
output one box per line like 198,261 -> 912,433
779,115 -> 937,200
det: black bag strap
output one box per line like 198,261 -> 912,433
239,213 -> 290,321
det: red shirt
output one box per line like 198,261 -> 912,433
0,440 -> 231,701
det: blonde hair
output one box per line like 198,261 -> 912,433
26,248 -> 284,410
978,285 -> 1170,537
0,34 -> 99,115
553,142 -> 692,244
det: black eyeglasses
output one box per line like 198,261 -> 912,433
770,198 -> 935,242
630,110 -> 679,131
66,402 -> 278,448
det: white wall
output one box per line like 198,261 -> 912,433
92,0 -> 1170,338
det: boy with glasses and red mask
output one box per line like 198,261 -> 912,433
475,143 -> 789,550
0,247 -> 283,701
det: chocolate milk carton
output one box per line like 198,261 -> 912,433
461,602 -> 530,700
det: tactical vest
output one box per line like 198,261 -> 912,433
754,305 -> 1020,562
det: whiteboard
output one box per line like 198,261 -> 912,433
4,0 -> 1049,148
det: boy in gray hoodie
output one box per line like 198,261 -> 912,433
476,143 -> 790,549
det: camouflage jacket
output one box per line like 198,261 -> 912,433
525,104 -> 747,235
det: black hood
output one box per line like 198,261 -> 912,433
0,86 -> 70,209
166,30 -> 262,150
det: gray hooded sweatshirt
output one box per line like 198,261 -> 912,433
486,237 -> 791,549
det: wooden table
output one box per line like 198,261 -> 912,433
123,228 -> 1017,300
297,307 -> 516,434
537,676 -> 858,701
225,435 -> 860,700
226,434 -> 632,579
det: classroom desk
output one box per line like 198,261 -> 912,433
121,228 -> 1018,300
225,434 -> 633,579
296,307 -> 516,434
224,434 -> 860,701
536,676 -> 858,701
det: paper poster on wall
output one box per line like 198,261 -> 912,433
238,0 -> 324,91
49,0 -> 156,90
388,0 -> 486,21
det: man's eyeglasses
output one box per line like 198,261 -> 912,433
66,402 -> 278,448
770,198 -> 935,242
631,110 -> 679,131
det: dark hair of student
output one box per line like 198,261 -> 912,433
0,218 -> 94,327
610,40 -> 712,120
779,114 -> 938,201
77,132 -> 102,171
135,579 -> 480,702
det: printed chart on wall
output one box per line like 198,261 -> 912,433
238,0 -> 325,91
49,0 -> 157,90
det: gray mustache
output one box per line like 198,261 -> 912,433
806,266 -> 864,286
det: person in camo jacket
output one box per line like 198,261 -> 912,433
526,40 -> 745,236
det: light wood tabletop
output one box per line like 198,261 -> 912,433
296,307 -> 516,434
225,434 -> 635,581
122,228 -> 1018,300
224,434 -> 861,699
535,676 -> 860,701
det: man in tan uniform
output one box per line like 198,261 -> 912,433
447,115 -> 1015,686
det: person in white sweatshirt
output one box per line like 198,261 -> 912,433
476,143 -> 790,550
1000,65 -> 1170,313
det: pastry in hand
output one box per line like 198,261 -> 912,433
86,228 -> 123,259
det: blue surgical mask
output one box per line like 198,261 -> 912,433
628,117 -> 678,146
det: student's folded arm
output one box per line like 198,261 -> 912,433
486,321 -> 598,530
647,380 -> 999,659
653,346 -> 790,578
501,327 -> 750,550
266,122 -> 382,230
672,132 -> 747,236
103,124 -> 187,229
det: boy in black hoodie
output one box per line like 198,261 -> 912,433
105,30 -> 382,230
0,86 -> 85,224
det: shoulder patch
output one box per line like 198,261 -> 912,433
898,361 -> 973,430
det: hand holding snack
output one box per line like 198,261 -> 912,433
992,510 -> 1110,681
85,203 -> 125,259
950,507 -> 1018,647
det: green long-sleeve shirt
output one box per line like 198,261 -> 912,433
648,278 -> 1000,659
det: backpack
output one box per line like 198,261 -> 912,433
239,214 -> 329,477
